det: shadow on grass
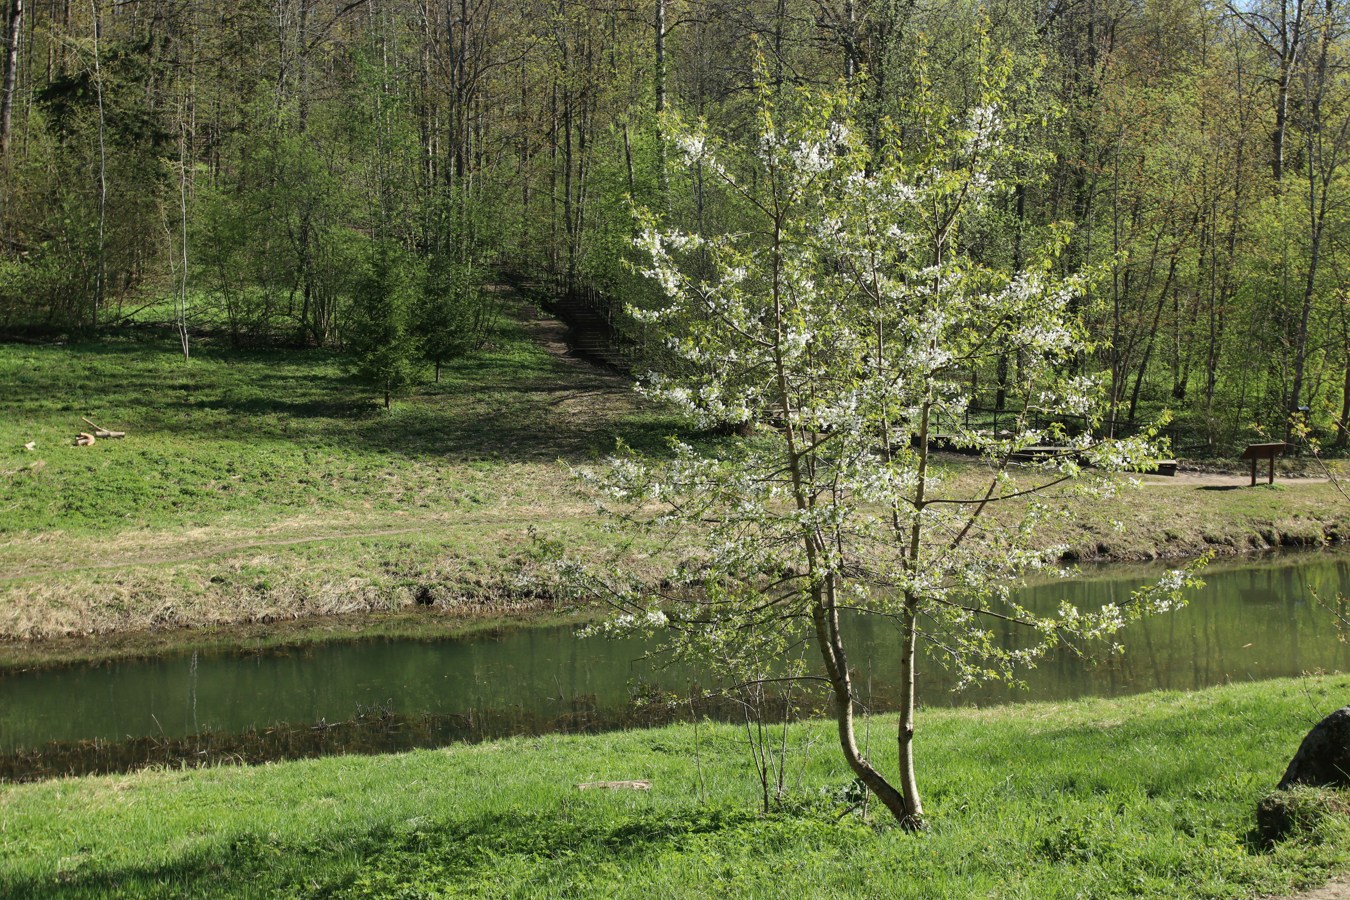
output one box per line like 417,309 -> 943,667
6,331 -> 693,464
192,394 -> 376,420
1199,485 -> 1246,492
2,806 -> 773,898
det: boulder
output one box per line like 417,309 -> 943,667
1278,706 -> 1350,790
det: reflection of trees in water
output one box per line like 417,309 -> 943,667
4,556 -> 1350,756
909,556 -> 1350,705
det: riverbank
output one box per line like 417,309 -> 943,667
2,676 -> 1348,897
2,294 -> 1348,667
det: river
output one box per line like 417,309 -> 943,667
1,551 -> 1347,778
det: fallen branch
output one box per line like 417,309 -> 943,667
75,433 -> 96,447
81,417 -> 125,438
576,780 -> 651,791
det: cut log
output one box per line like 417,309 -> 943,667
81,417 -> 125,438
576,780 -> 651,791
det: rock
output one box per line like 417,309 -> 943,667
1278,706 -> 1350,790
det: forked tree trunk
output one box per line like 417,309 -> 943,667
771,200 -> 919,828
811,592 -> 917,827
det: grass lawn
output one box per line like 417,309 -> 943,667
0,296 -> 686,647
2,676 -> 1348,897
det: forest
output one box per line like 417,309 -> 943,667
0,0 -> 1348,453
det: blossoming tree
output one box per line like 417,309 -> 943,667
576,72 -> 1200,828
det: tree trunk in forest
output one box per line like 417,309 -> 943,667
90,0 -> 107,329
519,58 -> 531,257
1336,347 -> 1349,446
1270,0 -> 1305,186
1288,7 -> 1337,436
843,0 -> 858,79
655,0 -> 666,196
1233,0 -> 1307,184
1128,287 -> 1168,424
560,14 -> 575,293
548,78 -> 558,278
0,0 -> 22,156
773,0 -> 786,87
295,0 -> 316,345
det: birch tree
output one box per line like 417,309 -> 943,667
571,72 -> 1201,828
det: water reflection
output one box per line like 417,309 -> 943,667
1,552 -> 1347,779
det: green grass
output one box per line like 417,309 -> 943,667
2,676 -> 1348,897
0,302 -> 676,536
0,296 -> 691,644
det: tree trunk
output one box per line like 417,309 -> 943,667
89,0 -> 107,329
1289,7 -> 1334,435
896,398 -> 932,829
811,593 -> 916,827
995,184 -> 1026,412
1336,345 -> 1349,446
0,0 -> 21,156
768,188 -> 916,828
654,0 -> 666,200
842,0 -> 858,79
1287,265 -> 1316,429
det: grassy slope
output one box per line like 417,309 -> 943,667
1,295 -> 1348,657
0,298 -> 682,648
2,676 -> 1349,898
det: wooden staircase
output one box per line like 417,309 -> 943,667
516,279 -> 637,373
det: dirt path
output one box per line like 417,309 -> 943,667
1280,874 -> 1350,900
506,288 -> 626,376
1139,471 -> 1331,487
0,526 -> 428,582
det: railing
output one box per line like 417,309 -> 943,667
931,405 -> 1191,454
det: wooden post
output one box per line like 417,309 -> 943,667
1269,455 -> 1276,485
1251,457 -> 1258,487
